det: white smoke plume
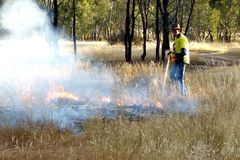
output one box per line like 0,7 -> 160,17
0,0 -> 115,130
0,0 -> 197,131
0,0 -> 66,80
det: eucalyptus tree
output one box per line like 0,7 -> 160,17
125,0 -> 136,62
137,0 -> 152,61
214,0 -> 240,42
72,0 -> 76,54
155,0 -> 161,62
37,0 -> 62,29
159,0 -> 171,63
184,0 -> 195,36
91,0 -> 118,40
105,0 -> 126,44
191,0 -> 220,41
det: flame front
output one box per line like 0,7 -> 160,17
47,86 -> 79,101
46,86 -> 163,109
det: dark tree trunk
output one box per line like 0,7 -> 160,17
184,0 -> 195,37
125,0 -> 136,62
160,0 -> 170,63
155,0 -> 160,62
130,0 -> 136,49
205,30 -> 213,42
138,0 -> 150,61
173,0 -> 181,24
72,0 -> 77,54
125,0 -> 131,62
179,0 -> 184,28
53,0 -> 58,29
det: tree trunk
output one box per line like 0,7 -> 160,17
125,0 -> 131,62
160,0 -> 170,63
53,0 -> 58,29
72,0 -> 77,54
155,0 -> 160,62
205,30 -> 213,42
173,0 -> 181,24
184,0 -> 195,37
179,0 -> 184,28
125,0 -> 136,62
138,0 -> 150,61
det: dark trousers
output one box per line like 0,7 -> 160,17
169,62 -> 187,96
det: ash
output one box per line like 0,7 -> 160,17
0,96 -> 197,132
49,98 -> 163,121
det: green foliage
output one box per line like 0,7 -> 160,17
191,0 -> 220,41
32,0 -> 240,42
77,0 -> 95,38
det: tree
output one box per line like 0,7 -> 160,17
137,0 -> 152,61
53,0 -> 58,29
37,0 -> 61,29
105,0 -> 126,44
184,0 -> 195,36
155,0 -> 161,62
209,0 -> 239,42
159,0 -> 171,63
192,0 -> 220,41
173,0 -> 181,24
72,0 -> 77,54
125,0 -> 136,62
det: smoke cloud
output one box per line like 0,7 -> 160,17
0,0 -> 197,131
0,0 -> 117,130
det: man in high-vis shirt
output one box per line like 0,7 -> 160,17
168,23 -> 190,96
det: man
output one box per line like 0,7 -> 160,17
168,23 -> 190,96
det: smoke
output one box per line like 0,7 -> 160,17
0,0 -> 70,124
0,0 -> 198,131
1,0 -> 49,36
0,0 -> 68,80
0,0 -> 117,130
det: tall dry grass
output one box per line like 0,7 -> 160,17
82,65 -> 240,160
0,42 -> 240,159
1,65 -> 239,160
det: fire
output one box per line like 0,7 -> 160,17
98,96 -> 112,103
47,86 -> 79,101
46,86 -> 164,110
154,101 -> 163,109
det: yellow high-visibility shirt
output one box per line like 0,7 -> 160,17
174,33 -> 190,64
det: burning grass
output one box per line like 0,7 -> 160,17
1,62 -> 239,159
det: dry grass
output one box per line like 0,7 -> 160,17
63,41 -> 240,66
82,65 -> 240,160
189,41 -> 240,53
1,42 -> 240,159
0,123 -> 88,159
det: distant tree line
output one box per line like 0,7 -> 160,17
0,0 -> 239,61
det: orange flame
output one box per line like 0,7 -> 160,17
47,86 -> 79,101
46,86 -> 163,109
154,101 -> 163,109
